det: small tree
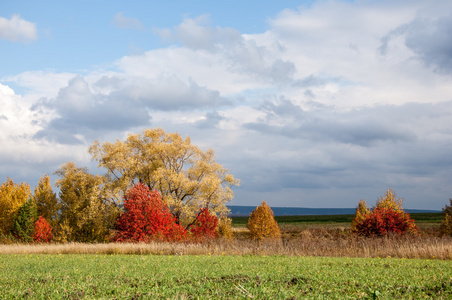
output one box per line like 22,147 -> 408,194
217,216 -> 234,239
34,174 -> 59,230
12,198 -> 37,242
440,199 -> 452,236
352,189 -> 418,237
114,183 -> 186,242
0,178 -> 31,235
33,216 -> 52,243
189,208 -> 218,240
351,199 -> 370,232
247,201 -> 281,241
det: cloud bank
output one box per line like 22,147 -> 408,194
2,0 -> 452,209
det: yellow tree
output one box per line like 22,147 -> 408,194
247,201 -> 281,240
89,128 -> 239,226
55,162 -> 119,242
34,174 -> 59,228
0,178 -> 31,235
375,189 -> 403,212
351,199 -> 370,232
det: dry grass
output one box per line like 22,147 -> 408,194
1,227 -> 452,259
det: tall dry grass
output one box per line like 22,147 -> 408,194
1,227 -> 452,259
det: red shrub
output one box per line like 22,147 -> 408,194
113,183 -> 186,242
355,207 -> 418,237
189,208 -> 218,240
33,216 -> 52,243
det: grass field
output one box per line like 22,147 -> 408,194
1,254 -> 452,299
231,212 -> 444,227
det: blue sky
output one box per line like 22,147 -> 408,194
1,0 -> 452,209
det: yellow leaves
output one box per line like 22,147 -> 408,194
375,189 -> 403,212
0,178 -> 31,235
351,199 -> 370,231
247,201 -> 281,241
89,127 -> 239,227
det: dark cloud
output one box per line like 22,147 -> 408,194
195,111 -> 225,129
380,14 -> 452,73
31,75 -> 232,144
246,99 -> 417,147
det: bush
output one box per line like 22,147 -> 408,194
352,190 -> 418,237
355,207 -> 418,237
114,183 -> 187,242
247,201 -> 281,241
33,216 -> 53,243
440,199 -> 452,236
189,208 -> 218,241
217,216 -> 234,239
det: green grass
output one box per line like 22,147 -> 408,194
231,212 -> 444,227
1,254 -> 452,299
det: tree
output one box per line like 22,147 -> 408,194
351,199 -> 370,232
375,189 -> 403,212
189,207 -> 218,240
217,216 -> 234,239
34,174 -> 59,229
33,216 -> 53,243
440,199 -> 452,236
0,178 -> 31,235
114,183 -> 186,242
55,162 -> 119,242
89,128 -> 239,226
247,201 -> 281,241
352,189 -> 418,237
12,198 -> 37,242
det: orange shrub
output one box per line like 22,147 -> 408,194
247,201 -> 281,240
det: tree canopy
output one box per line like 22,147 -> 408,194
89,128 -> 239,226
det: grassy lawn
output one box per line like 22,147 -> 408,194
1,254 -> 452,299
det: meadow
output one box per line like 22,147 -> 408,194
1,254 -> 452,299
1,212 -> 451,299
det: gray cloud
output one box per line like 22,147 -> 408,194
380,14 -> 452,73
195,111 -> 225,129
0,115 -> 7,120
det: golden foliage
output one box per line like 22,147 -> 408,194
55,162 -> 119,242
34,174 -> 59,228
246,201 -> 281,241
89,128 -> 240,226
217,216 -> 234,239
0,178 -> 31,235
351,199 -> 370,232
375,189 -> 403,212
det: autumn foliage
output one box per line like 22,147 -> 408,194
352,189 -> 418,237
247,201 -> 281,240
114,183 -> 186,242
189,208 -> 218,240
33,216 -> 53,243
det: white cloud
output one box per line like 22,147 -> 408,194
3,0 -> 452,208
113,12 -> 143,30
0,14 -> 37,43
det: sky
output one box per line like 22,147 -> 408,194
1,0 -> 452,210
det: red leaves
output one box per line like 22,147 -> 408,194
113,183 -> 186,242
33,216 -> 52,243
354,207 -> 418,237
189,208 -> 218,241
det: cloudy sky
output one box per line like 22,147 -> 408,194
1,0 -> 452,209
